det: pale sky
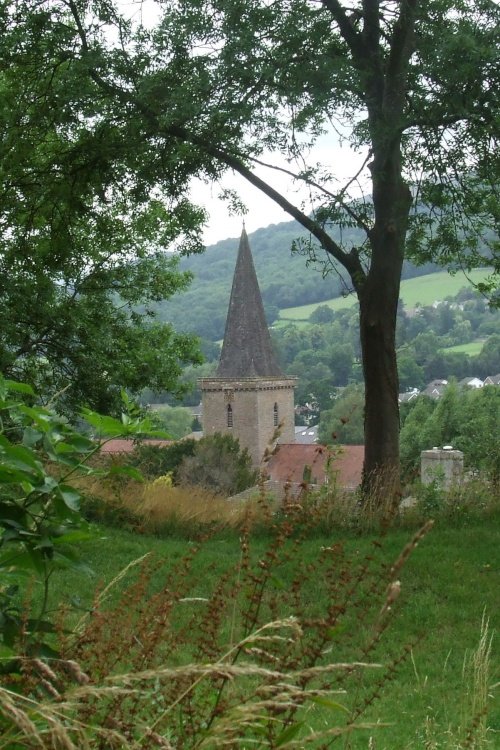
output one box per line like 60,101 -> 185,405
192,132 -> 368,245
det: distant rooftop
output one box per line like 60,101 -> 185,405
294,425 -> 319,444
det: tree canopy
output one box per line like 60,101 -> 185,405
400,384 -> 500,483
0,2 -> 207,413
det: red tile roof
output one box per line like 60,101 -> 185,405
99,439 -> 173,454
266,444 -> 364,490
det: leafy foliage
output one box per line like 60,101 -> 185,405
0,376 -> 158,670
177,433 -> 258,495
3,0 -> 498,491
0,3 -> 206,414
148,405 -> 195,440
129,439 -> 198,482
400,384 -> 500,483
318,385 -> 365,445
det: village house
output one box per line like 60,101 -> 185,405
458,376 -> 484,389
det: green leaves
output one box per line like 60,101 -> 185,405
0,4 -> 206,415
81,410 -> 130,438
0,376 -> 162,671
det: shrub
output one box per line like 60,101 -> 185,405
0,377 -> 158,671
177,433 -> 258,496
130,439 -> 197,481
309,304 -> 335,324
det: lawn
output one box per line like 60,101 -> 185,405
47,510 -> 500,749
442,339 -> 487,356
278,268 -> 491,323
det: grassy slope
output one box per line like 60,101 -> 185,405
52,514 -> 500,749
443,340 -> 487,356
279,268 -> 491,322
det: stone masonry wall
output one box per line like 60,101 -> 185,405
421,448 -> 464,489
199,377 -> 296,467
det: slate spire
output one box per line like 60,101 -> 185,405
217,228 -> 284,378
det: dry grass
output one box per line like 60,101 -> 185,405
78,471 -> 271,533
0,619 -> 383,750
133,482 -> 252,530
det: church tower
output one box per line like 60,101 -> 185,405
199,228 -> 296,467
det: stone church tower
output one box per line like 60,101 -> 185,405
199,228 -> 296,467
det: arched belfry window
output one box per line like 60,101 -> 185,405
273,402 -> 279,427
227,404 -> 233,428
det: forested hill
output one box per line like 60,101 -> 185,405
153,217 -> 439,341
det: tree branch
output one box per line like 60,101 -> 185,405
386,0 -> 418,89
321,0 -> 364,59
246,153 -> 372,236
65,0 -> 366,288
194,141 -> 365,282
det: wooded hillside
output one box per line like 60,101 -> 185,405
151,218 -> 441,341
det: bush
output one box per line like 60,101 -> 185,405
130,439 -> 197,480
309,304 -> 335,324
177,433 -> 258,495
0,377 -> 158,671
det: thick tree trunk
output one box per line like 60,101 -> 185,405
358,257 -> 402,502
357,158 -> 412,502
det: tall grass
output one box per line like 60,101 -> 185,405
1,506 -> 439,749
3,466 -> 498,749
79,471 -> 265,535
2,506 -> 498,749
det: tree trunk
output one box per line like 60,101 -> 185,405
357,155 -> 412,502
358,257 -> 402,503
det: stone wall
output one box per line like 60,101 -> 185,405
199,377 -> 296,467
421,447 -> 464,489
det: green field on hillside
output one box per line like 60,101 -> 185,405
442,339 -> 487,356
279,268 -> 491,323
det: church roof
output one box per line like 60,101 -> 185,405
266,444 -> 364,490
217,227 -> 284,378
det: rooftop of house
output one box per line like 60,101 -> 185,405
398,390 -> 419,403
265,443 -> 364,490
294,425 -> 319,444
458,376 -> 484,387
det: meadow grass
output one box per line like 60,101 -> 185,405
442,340 -> 487,356
43,506 -> 500,749
278,269 -> 491,323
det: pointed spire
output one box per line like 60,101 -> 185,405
217,228 -> 284,378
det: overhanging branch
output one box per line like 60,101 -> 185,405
193,140 -> 365,282
246,153 -> 372,236
66,0 -> 366,288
